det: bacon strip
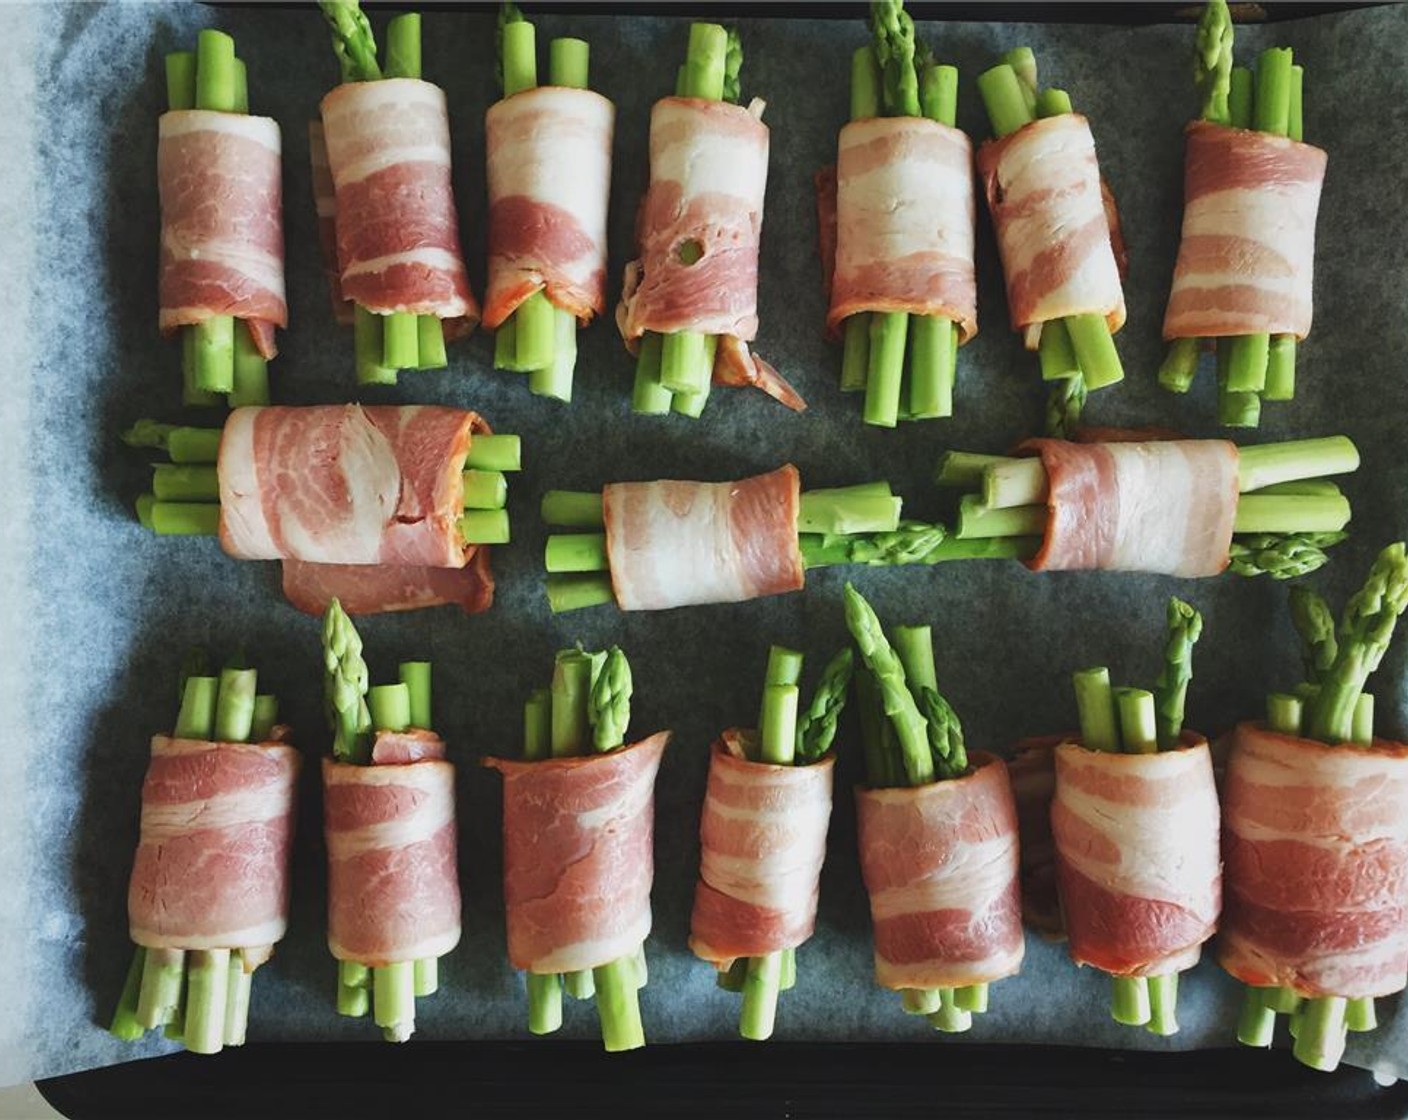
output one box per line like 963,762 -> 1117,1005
323,744 -> 461,966
279,548 -> 494,618
1220,723 -> 1408,998
1008,735 -> 1066,939
128,732 -> 300,950
309,121 -> 355,326
855,753 -> 1024,990
485,732 -> 670,974
1020,438 -> 1240,577
1051,733 -> 1221,977
712,335 -> 806,412
602,465 -> 805,612
158,110 -> 286,358
824,117 -> 977,342
976,114 -> 1124,339
320,78 -> 478,327
218,404 -> 480,567
1164,122 -> 1327,341
484,87 -> 614,329
689,732 -> 834,966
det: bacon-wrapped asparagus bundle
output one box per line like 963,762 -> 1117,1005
1159,1 -> 1326,427
816,1 -> 973,426
846,585 -> 1024,1032
159,30 -> 284,408
693,645 -> 852,1040
314,4 -> 478,384
620,24 -> 803,419
319,601 -> 459,1042
123,406 -> 520,615
934,433 -> 1358,579
1224,543 -> 1408,1072
541,466 -> 1023,614
486,5 -> 613,403
976,48 -> 1127,434
109,655 -> 297,1054
1051,600 -> 1220,1035
485,646 -> 667,1052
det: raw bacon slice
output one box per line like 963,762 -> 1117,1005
323,747 -> 461,966
1163,122 -> 1327,341
484,86 -> 614,328
976,114 -> 1125,338
1220,723 -> 1408,998
1019,438 -> 1240,577
1008,735 -> 1065,939
824,116 -> 977,343
309,121 -> 354,325
217,404 -> 481,568
485,732 -> 670,974
319,78 -> 478,326
602,465 -> 804,612
158,110 -> 286,358
1051,732 -> 1221,977
689,731 -> 835,965
128,732 -> 300,950
280,548 -> 495,618
712,335 -> 806,412
855,753 -> 1024,990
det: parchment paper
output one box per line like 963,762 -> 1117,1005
4,0 -> 1408,1087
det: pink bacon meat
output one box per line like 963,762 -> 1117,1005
1019,438 -> 1240,577
1051,732 -> 1221,977
484,86 -> 614,328
280,549 -> 495,618
601,465 -> 805,612
157,110 -> 286,359
976,114 -> 1125,340
690,732 -> 835,966
1220,723 -> 1408,998
822,116 -> 977,343
323,730 -> 461,967
128,731 -> 300,951
319,78 -> 479,328
855,753 -> 1024,990
1164,122 -> 1327,341
485,732 -> 670,974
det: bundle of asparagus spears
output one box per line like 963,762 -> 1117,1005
1224,543 -> 1408,1072
110,654 -> 295,1054
1160,0 -> 1325,428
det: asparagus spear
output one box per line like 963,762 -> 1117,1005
1153,598 -> 1203,749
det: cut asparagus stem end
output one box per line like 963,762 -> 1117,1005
1237,986 -> 1276,1047
230,323 -> 269,407
417,315 -> 448,369
223,953 -> 253,1047
109,947 -> 149,1041
908,315 -> 956,419
413,957 -> 438,997
184,948 -> 231,1055
459,510 -> 511,545
1292,996 -> 1347,1072
901,988 -> 943,1015
549,37 -> 590,89
399,661 -> 432,730
1065,314 -> 1123,390
841,313 -> 871,392
983,458 -> 1048,509
1073,667 -> 1119,753
196,29 -> 238,112
1233,494 -> 1351,535
152,465 -> 218,502
1159,337 -> 1202,393
372,961 -> 416,1040
929,988 -> 973,1033
382,312 -> 419,370
1037,87 -> 1073,117
194,317 -> 236,394
502,19 -> 538,97
384,12 -> 422,81
1111,976 -> 1151,1026
632,334 -> 672,415
1237,437 -> 1359,492
935,451 -> 1013,489
850,45 -> 880,121
529,307 -> 578,403
149,502 -> 220,537
1225,333 -> 1271,394
863,312 -> 908,428
978,63 -> 1034,137
214,667 -> 258,742
494,316 -> 524,371
462,470 -> 508,510
545,533 -> 608,574
956,495 -> 1044,540
594,956 -> 646,1052
355,306 -> 397,385
564,969 -> 596,1000
464,434 -> 523,472
527,972 -> 564,1035
1346,996 -> 1376,1032
797,484 -> 901,535
739,952 -> 783,1041
954,983 -> 989,1013
1266,986 -> 1303,1015
1039,319 -> 1081,382
541,490 -> 605,528
1266,692 -> 1304,735
175,675 -> 219,739
546,573 -> 616,613
660,331 -> 711,396
166,51 -> 197,111
1264,335 -> 1296,401
1146,972 -> 1179,1036
515,291 -> 558,371
1115,688 -> 1158,755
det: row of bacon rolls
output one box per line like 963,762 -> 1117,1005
110,550 -> 1408,1069
157,3 -> 1324,427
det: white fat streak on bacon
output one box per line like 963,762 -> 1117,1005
618,97 -> 769,341
828,116 -> 977,341
323,757 -> 462,963
1164,122 -> 1326,340
1025,439 -> 1239,578
1220,724 -> 1408,998
602,466 -> 804,612
978,114 -> 1124,337
157,110 -> 286,335
484,87 -> 614,326
129,735 -> 299,950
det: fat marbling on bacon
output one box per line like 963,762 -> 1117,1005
484,86 -> 614,328
485,732 -> 670,974
601,465 -> 805,612
1164,122 -> 1327,341
690,732 -> 835,966
319,78 -> 478,327
1019,438 -> 1241,577
1051,732 -> 1221,977
1220,723 -> 1408,998
158,110 -> 287,359
976,114 -> 1125,341
323,730 -> 461,966
855,753 -> 1024,990
128,731 -> 300,951
822,116 -> 977,342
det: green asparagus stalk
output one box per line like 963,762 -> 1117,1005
1153,599 -> 1203,749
